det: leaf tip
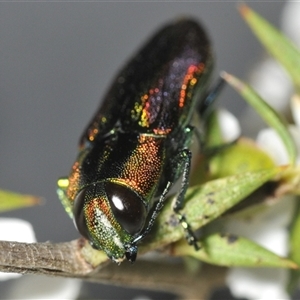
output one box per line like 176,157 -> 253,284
238,3 -> 251,19
286,260 -> 299,270
220,71 -> 245,93
220,71 -> 232,84
24,194 -> 45,207
34,196 -> 45,206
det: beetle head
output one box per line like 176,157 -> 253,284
73,181 -> 147,262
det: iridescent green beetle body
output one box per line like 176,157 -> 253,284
57,19 -> 213,263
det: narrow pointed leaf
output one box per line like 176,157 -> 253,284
287,200 -> 300,292
222,72 -> 297,166
173,233 -> 298,268
239,4 -> 300,89
0,189 -> 42,213
143,167 -> 281,252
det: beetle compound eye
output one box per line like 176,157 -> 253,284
73,188 -> 90,240
105,182 -> 147,235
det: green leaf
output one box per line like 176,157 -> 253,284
209,138 -> 276,179
239,4 -> 300,90
0,189 -> 41,213
222,72 -> 297,166
143,167 -> 281,252
287,199 -> 300,292
173,233 -> 298,268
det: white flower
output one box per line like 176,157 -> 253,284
281,2 -> 300,47
256,125 -> 300,165
227,268 -> 289,300
217,108 -> 241,142
291,94 -> 300,128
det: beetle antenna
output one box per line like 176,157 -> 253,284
132,181 -> 172,245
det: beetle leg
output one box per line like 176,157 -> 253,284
172,149 -> 191,211
172,149 -> 200,250
132,181 -> 173,245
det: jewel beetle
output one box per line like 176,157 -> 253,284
57,18 -> 215,263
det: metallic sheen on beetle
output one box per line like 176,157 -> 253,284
57,18 -> 213,263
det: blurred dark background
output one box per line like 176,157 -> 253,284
0,2 -> 285,299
